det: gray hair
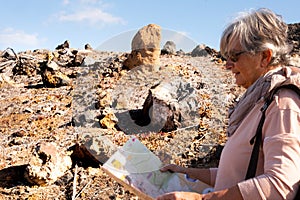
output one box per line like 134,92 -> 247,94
220,8 -> 291,66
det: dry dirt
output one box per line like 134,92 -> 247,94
0,50 -> 244,200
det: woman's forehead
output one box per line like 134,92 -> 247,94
225,39 -> 242,54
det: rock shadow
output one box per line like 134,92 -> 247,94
24,83 -> 45,89
0,164 -> 29,188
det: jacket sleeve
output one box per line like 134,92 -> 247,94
238,89 -> 300,200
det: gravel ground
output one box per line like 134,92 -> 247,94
0,51 -> 244,200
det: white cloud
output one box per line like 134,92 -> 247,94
0,28 -> 44,50
79,0 -> 100,4
58,8 -> 126,25
62,0 -> 70,5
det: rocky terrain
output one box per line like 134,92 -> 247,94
0,23 -> 299,200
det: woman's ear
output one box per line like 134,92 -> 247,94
261,49 -> 272,68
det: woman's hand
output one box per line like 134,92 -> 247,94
156,191 -> 202,200
160,164 -> 186,174
160,165 -> 212,186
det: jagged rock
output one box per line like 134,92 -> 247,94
24,142 -> 72,186
288,23 -> 300,55
191,44 -> 209,57
72,128 -> 118,165
73,51 -> 85,66
100,113 -> 117,129
0,74 -> 16,87
141,80 -> 200,132
1,48 -> 17,60
123,24 -> 161,70
0,50 -> 16,86
176,49 -> 186,56
161,41 -> 176,55
114,78 -> 201,134
204,46 -> 219,57
55,40 -> 70,50
40,61 -> 71,87
142,88 -> 181,132
85,43 -> 93,50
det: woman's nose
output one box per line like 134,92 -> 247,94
225,60 -> 234,70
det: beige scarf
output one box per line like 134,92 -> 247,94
227,66 -> 300,137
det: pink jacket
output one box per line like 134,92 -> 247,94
210,88 -> 300,199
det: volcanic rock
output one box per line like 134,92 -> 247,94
288,23 -> 300,55
73,129 -> 118,165
161,41 -> 176,55
141,85 -> 181,132
191,44 -> 209,57
123,24 -> 161,70
1,48 -> 18,60
55,40 -> 70,50
24,142 -> 72,186
85,43 -> 93,50
40,60 -> 71,87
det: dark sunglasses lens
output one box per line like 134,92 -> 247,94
231,55 -> 238,62
227,55 -> 237,62
227,51 -> 245,62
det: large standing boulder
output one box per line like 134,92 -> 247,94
123,24 -> 161,70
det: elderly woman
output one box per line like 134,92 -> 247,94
157,8 -> 300,200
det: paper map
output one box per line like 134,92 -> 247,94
103,137 -> 213,199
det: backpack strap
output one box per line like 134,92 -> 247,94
245,84 -> 300,180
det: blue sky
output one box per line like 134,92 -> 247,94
0,0 -> 299,53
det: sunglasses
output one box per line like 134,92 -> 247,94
226,51 -> 247,62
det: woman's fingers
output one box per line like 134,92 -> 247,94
160,164 -> 184,173
156,191 -> 202,200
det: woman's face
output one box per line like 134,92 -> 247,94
225,40 -> 266,89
